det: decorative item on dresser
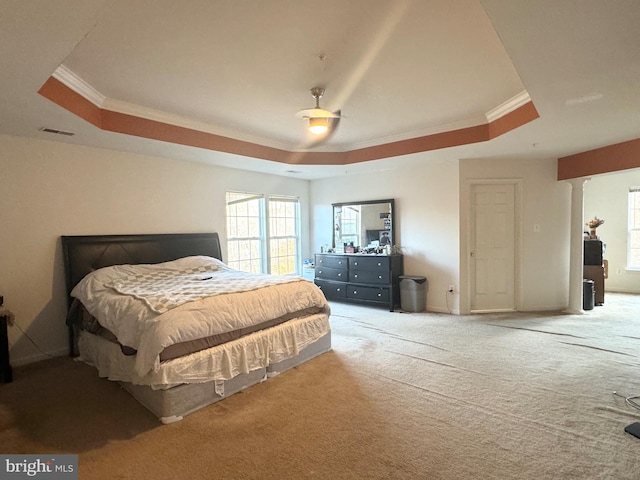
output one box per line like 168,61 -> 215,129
314,253 -> 404,311
585,216 -> 604,240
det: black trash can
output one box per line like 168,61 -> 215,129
583,279 -> 595,311
399,276 -> 428,312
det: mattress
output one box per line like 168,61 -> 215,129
71,300 -> 324,361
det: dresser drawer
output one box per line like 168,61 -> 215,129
349,256 -> 389,272
347,285 -> 390,303
349,256 -> 390,284
315,265 -> 347,282
349,270 -> 390,284
314,279 -> 347,299
316,255 -> 348,269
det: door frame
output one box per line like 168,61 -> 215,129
460,178 -> 523,314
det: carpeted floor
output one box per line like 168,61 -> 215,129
2,293 -> 640,479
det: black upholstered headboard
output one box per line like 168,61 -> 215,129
61,232 -> 222,302
61,233 -> 222,356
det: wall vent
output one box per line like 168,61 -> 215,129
39,127 -> 75,136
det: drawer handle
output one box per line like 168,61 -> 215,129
353,290 -> 357,294
318,269 -> 323,274
378,275 -> 382,279
354,262 -> 358,266
354,274 -> 358,278
377,293 -> 382,297
377,262 -> 382,266
338,260 -> 343,264
338,273 -> 342,277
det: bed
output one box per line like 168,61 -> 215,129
61,233 -> 331,423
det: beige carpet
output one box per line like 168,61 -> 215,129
2,293 -> 640,479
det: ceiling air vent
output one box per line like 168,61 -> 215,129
39,127 -> 75,136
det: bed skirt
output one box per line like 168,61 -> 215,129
77,315 -> 331,422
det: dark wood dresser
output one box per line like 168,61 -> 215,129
314,253 -> 404,311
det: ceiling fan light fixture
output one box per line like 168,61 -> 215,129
308,117 -> 329,135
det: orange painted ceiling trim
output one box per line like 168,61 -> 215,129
38,77 -> 102,128
488,101 -> 539,139
557,137 -> 640,180
39,76 -> 539,165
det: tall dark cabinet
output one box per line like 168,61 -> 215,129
584,240 -> 605,306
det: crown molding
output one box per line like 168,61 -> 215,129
342,115 -> 488,152
51,65 -> 293,151
52,64 -> 105,107
485,90 -> 531,123
42,67 -> 538,164
100,96 -> 292,151
345,91 -> 531,152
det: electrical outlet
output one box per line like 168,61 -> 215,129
448,285 -> 455,293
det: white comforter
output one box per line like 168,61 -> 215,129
71,256 -> 330,377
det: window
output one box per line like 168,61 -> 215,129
268,196 -> 300,274
629,187 -> 640,270
226,192 -> 264,273
335,205 -> 360,247
226,191 -> 300,275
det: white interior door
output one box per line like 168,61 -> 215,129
470,183 -> 516,312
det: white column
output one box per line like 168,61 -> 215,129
566,178 -> 589,314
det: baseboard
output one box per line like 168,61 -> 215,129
605,288 -> 640,294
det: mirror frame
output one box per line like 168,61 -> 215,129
332,198 -> 395,249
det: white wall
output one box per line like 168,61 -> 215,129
0,134 -> 311,366
459,157 -> 571,312
310,154 -> 573,315
584,169 -> 640,293
311,159 -> 461,313
311,155 -> 574,314
1,132 -> 583,366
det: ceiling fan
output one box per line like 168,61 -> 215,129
296,87 -> 341,136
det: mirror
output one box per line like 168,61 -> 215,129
332,199 -> 395,252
